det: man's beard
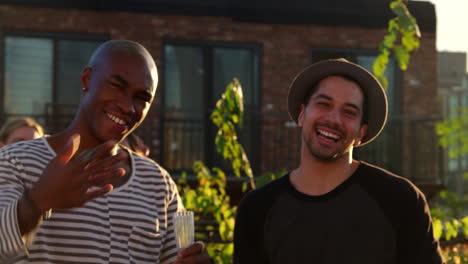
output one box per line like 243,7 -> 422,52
303,133 -> 354,162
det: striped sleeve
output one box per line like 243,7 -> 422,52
159,168 -> 184,264
0,150 -> 27,261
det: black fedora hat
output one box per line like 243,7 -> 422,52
287,58 -> 388,146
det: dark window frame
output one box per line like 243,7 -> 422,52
161,39 -> 262,175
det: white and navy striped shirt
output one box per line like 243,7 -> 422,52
0,137 -> 182,263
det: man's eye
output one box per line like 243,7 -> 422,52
344,109 -> 357,116
108,81 -> 125,90
138,96 -> 150,102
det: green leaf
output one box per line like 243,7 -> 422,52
184,190 -> 198,210
394,45 -> 410,70
390,0 -> 421,37
402,31 -> 419,51
461,216 -> 468,238
219,221 -> 227,241
382,35 -> 396,51
433,218 -> 443,240
231,114 -> 239,124
445,221 -> 458,240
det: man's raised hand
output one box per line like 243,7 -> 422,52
29,134 -> 128,213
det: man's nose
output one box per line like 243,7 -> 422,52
325,109 -> 342,124
120,97 -> 136,114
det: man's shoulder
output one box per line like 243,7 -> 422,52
0,137 -> 48,157
357,161 -> 426,203
359,162 -> 415,185
131,153 -> 173,180
241,174 -> 289,204
132,153 -> 160,168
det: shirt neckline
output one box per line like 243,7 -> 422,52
285,162 -> 365,201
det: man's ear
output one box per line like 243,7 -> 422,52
354,124 -> 368,146
297,104 -> 306,127
80,67 -> 92,92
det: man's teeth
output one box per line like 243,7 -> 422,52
107,113 -> 126,126
318,129 -> 339,140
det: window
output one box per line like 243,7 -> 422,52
162,41 -> 260,172
311,48 -> 402,174
2,34 -> 105,132
444,89 -> 468,193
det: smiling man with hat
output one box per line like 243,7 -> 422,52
234,59 -> 444,264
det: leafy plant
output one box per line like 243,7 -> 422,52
442,245 -> 468,264
431,190 -> 468,240
436,107 -> 468,158
177,78 -> 254,263
211,79 -> 256,191
372,2 -> 467,262
431,190 -> 468,264
254,169 -> 287,188
373,0 -> 420,89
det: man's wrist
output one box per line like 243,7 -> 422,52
24,188 -> 52,220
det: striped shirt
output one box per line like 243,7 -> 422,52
0,137 -> 183,263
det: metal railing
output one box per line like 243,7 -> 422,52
5,107 -> 446,188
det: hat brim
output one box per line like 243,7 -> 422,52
287,58 -> 388,146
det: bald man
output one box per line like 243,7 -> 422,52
0,40 -> 210,264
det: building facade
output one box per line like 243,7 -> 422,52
0,0 -> 440,195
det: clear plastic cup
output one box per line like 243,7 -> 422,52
173,210 -> 194,249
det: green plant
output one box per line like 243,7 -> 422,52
436,108 -> 468,159
178,162 -> 235,263
431,191 -> 468,264
434,81 -> 468,263
373,0 -> 420,89
431,191 -> 468,241
177,79 -> 253,263
211,79 -> 256,191
371,2 -> 467,262
441,244 -> 468,264
254,169 -> 287,188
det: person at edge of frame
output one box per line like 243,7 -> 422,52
233,58 -> 445,264
0,40 -> 212,264
0,117 -> 44,147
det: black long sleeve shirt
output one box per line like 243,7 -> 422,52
234,162 -> 444,264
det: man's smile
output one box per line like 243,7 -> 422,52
316,128 -> 341,142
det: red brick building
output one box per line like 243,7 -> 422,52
0,0 -> 440,193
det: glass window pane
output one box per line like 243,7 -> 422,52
163,45 -> 205,170
213,48 -> 258,107
448,94 -> 458,119
4,37 -> 53,115
164,45 -> 204,114
57,40 -> 103,108
462,94 -> 468,108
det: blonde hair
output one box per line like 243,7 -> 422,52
0,117 -> 44,143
